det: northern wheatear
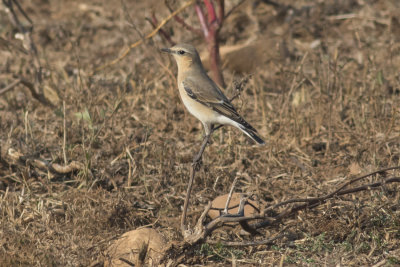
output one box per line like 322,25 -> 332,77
162,43 -> 265,145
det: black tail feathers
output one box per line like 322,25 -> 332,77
238,124 -> 265,145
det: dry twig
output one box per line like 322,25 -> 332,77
94,0 -> 195,73
164,0 -> 203,35
180,165 -> 400,249
19,78 -> 54,107
3,0 -> 53,106
181,131 -> 213,235
0,79 -> 21,95
146,14 -> 176,46
7,148 -> 84,175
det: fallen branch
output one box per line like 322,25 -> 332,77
270,176 -> 400,222
264,166 -> 400,214
207,231 -> 286,247
179,166 -> 400,251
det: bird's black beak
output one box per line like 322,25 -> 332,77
161,48 -> 171,53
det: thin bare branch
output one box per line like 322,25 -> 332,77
272,176 -> 400,221
237,195 -> 261,235
18,78 -> 54,107
121,0 -> 146,40
265,165 -> 400,213
164,0 -> 203,35
224,0 -> 247,20
146,14 -> 176,46
215,0 -> 225,26
181,166 -> 399,246
0,79 -> 21,95
207,232 -> 286,247
181,132 -> 212,233
223,177 -> 238,214
94,0 -> 195,73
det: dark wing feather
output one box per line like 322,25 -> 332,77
182,75 -> 257,132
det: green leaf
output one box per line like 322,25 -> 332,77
74,108 -> 91,123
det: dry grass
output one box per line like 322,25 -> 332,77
1,0 -> 400,265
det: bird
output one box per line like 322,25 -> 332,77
161,43 -> 265,145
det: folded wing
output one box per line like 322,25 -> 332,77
182,75 -> 257,132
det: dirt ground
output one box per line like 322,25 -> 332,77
1,0 -> 400,266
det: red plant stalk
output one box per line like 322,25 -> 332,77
204,0 -> 217,24
195,0 -> 225,87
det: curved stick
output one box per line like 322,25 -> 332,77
181,132 -> 213,234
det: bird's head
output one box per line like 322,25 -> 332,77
161,43 -> 202,70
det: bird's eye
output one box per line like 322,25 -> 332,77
178,50 -> 186,55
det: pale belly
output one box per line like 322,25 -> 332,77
178,86 -> 238,128
179,89 -> 217,124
